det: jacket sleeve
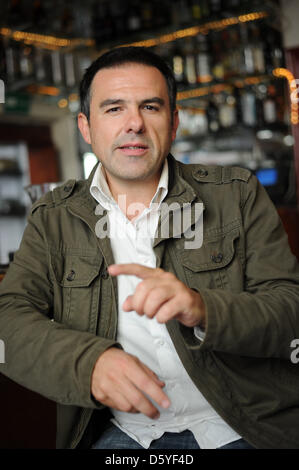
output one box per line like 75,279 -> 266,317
0,208 -> 120,408
197,174 -> 299,359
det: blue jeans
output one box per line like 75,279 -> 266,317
92,423 -> 255,449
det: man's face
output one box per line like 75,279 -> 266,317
78,63 -> 179,185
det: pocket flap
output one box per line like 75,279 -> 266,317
51,252 -> 103,287
181,229 -> 239,272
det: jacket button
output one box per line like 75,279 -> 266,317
198,169 -> 208,177
66,269 -> 76,281
101,268 -> 109,280
211,253 -> 223,263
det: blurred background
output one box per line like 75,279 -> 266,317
1,0 -> 299,448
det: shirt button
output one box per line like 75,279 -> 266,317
157,339 -> 164,346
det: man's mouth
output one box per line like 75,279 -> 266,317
119,144 -> 148,149
117,143 -> 149,155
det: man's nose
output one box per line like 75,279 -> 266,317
124,108 -> 145,134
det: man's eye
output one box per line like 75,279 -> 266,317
107,107 -> 121,113
144,105 -> 159,111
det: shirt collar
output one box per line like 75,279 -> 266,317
90,158 -> 169,211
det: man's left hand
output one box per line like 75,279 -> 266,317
108,264 -> 206,328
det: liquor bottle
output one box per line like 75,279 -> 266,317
172,43 -> 185,85
240,86 -> 257,127
64,53 -> 76,88
50,50 -> 63,86
19,45 -> 34,79
127,0 -> 142,33
0,37 -> 6,79
210,30 -> 225,81
191,0 -> 202,22
73,3 -> 93,39
34,47 -> 47,82
141,1 -> 153,30
196,33 -> 212,83
4,39 -> 20,83
253,83 -> 266,128
170,0 -> 181,29
219,28 -> 232,80
184,38 -> 197,85
239,23 -> 255,75
218,89 -> 237,128
207,96 -> 220,133
201,0 -> 210,18
264,26 -> 285,71
227,26 -> 243,77
250,23 -> 266,74
263,84 -> 279,125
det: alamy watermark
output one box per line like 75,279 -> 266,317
95,197 -> 204,249
0,79 -> 4,104
290,339 -> 299,364
0,339 -> 5,364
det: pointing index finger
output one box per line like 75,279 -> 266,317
108,263 -> 158,279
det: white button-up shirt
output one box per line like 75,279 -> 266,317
90,160 -> 241,449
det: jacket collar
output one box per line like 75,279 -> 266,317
67,154 -> 204,251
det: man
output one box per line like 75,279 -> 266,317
1,46 -> 299,449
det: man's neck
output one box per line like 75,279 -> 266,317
104,171 -> 161,221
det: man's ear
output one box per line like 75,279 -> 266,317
77,112 -> 91,144
171,109 -> 179,142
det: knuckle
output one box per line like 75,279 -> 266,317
133,394 -> 144,409
138,375 -> 151,390
122,403 -> 134,413
149,288 -> 164,303
163,271 -> 176,281
136,281 -> 147,293
92,387 -> 107,402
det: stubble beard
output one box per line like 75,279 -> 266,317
102,149 -> 165,184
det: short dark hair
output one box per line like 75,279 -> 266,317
79,46 -> 177,121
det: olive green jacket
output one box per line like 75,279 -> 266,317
1,154 -> 299,449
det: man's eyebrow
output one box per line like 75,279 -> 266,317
141,97 -> 165,106
99,97 -> 165,108
99,99 -> 125,108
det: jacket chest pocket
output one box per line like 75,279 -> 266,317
180,228 -> 244,292
50,251 -> 104,332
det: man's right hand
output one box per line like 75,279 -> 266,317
91,347 -> 170,419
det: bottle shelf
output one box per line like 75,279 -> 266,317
176,72 -> 283,102
0,1 -> 282,101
